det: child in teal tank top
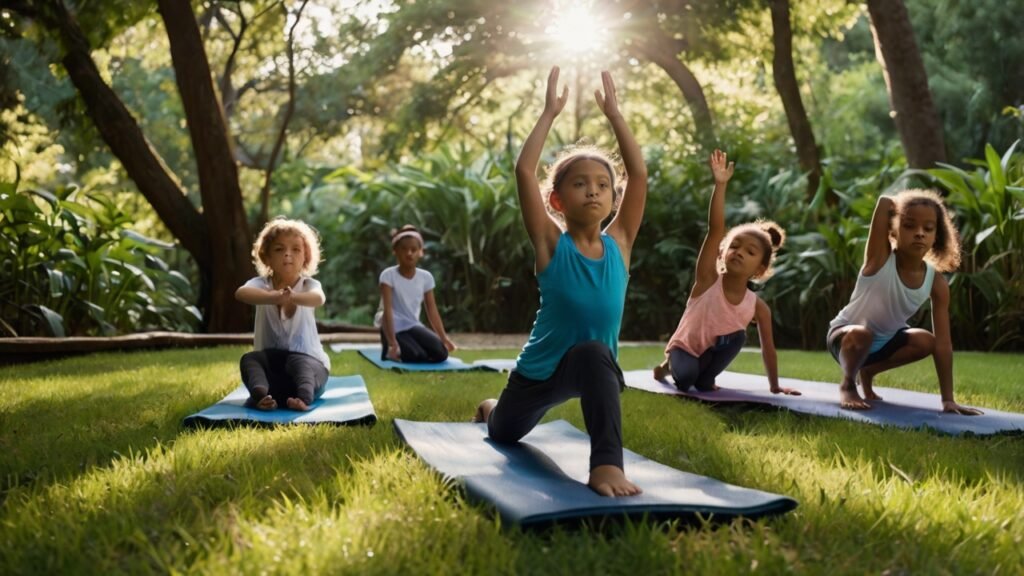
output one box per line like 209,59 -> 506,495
473,66 -> 648,497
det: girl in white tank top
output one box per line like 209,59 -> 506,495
827,189 -> 981,415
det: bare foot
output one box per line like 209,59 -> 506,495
286,397 -> 311,411
840,378 -> 871,410
254,395 -> 277,411
588,465 -> 642,497
473,399 -> 497,423
652,362 -> 670,382
857,371 -> 883,401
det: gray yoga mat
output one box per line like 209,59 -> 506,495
623,369 -> 1024,436
357,347 -> 497,372
183,375 -> 377,428
471,358 -> 518,372
394,418 -> 797,528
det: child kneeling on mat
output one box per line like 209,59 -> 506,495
376,225 -> 456,363
827,189 -> 981,414
475,66 -> 647,497
654,150 -> 799,397
236,217 -> 330,411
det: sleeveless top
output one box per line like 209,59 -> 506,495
515,233 -> 628,380
665,275 -> 757,357
829,252 -> 935,353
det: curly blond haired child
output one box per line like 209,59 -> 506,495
235,217 -> 329,411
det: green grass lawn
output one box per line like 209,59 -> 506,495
1,346 -> 1022,574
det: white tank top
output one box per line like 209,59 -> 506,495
829,252 -> 935,353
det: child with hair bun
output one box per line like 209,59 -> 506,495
235,217 -> 329,411
654,150 -> 799,396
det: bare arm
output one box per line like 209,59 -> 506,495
931,274 -> 981,415
289,280 -> 325,308
691,150 -> 734,299
862,195 -> 895,276
600,71 -> 648,262
235,285 -> 281,305
754,298 -> 800,395
516,66 -> 567,272
424,290 -> 456,351
380,284 -> 401,360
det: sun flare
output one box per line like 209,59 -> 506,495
546,1 -> 606,56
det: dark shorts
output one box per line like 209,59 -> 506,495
827,326 -> 910,366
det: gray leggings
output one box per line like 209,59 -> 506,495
487,341 -> 625,470
240,349 -> 328,406
670,329 -> 746,391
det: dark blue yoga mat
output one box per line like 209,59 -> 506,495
183,375 -> 377,428
624,369 -> 1024,436
357,347 -> 497,372
394,419 -> 797,527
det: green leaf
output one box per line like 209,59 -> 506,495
122,230 -> 175,249
144,253 -> 170,272
45,266 -> 65,298
29,305 -> 66,337
985,144 -> 1006,193
999,139 -> 1020,172
974,225 -> 998,247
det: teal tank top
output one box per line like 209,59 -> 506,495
515,232 -> 629,380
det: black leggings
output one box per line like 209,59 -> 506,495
487,341 -> 625,470
670,329 -> 746,391
380,325 -> 449,363
240,349 -> 328,406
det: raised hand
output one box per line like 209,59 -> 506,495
544,66 -> 569,117
709,149 -> 734,185
594,70 -> 621,119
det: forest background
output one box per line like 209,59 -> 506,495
2,0 -> 1022,350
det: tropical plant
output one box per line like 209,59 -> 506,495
920,140 -> 1024,350
293,145 -> 536,332
0,180 -> 200,337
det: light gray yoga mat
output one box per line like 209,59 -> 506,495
394,418 -> 797,528
357,347 -> 497,372
328,342 -> 379,352
471,358 -> 517,372
183,375 -> 377,428
623,369 -> 1024,436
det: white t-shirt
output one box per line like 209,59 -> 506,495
244,275 -> 330,370
378,266 -> 435,333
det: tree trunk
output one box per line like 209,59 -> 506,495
769,0 -> 828,203
40,0 -> 209,266
632,29 -> 715,147
866,0 -> 947,168
158,0 -> 254,332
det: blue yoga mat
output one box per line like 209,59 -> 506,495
394,418 -> 797,527
183,375 -> 377,428
623,369 -> 1024,436
357,348 -> 498,372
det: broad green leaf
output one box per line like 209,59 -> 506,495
122,230 -> 175,249
30,305 -> 65,337
985,144 -> 1006,193
974,225 -> 998,248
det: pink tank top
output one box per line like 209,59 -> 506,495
665,275 -> 757,357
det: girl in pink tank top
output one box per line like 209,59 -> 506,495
654,150 -> 800,395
